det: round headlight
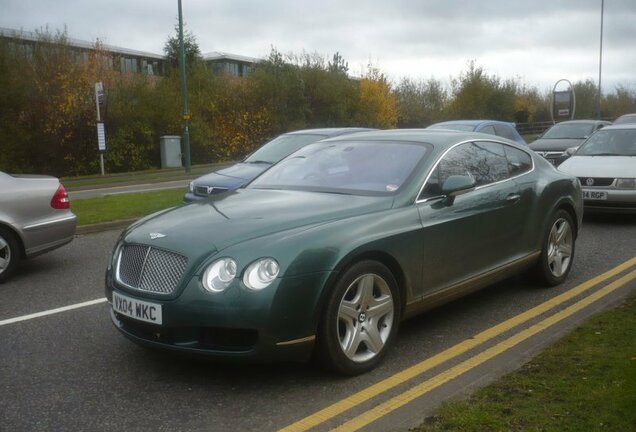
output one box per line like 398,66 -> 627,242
202,258 -> 237,292
243,258 -> 279,290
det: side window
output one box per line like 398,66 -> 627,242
464,142 -> 508,186
493,124 -> 515,140
419,142 -> 509,200
503,145 -> 532,176
480,125 -> 496,135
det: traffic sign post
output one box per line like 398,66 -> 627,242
95,82 -> 106,175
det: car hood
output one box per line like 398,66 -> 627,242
123,188 -> 392,259
558,156 -> 636,178
193,162 -> 271,189
529,138 -> 585,151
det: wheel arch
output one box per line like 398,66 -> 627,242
317,249 -> 409,325
556,201 -> 579,238
0,222 -> 26,259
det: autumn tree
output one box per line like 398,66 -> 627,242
355,65 -> 398,128
447,61 -> 518,121
393,77 -> 447,127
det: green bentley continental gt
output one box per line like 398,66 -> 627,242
106,129 -> 583,375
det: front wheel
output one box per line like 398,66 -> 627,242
531,209 -> 575,286
316,260 -> 401,375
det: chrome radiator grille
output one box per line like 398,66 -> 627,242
116,244 -> 188,294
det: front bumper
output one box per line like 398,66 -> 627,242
106,268 -> 334,362
582,188 -> 636,214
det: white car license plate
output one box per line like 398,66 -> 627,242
582,190 -> 608,201
112,291 -> 162,325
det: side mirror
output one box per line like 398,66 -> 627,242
441,175 -> 476,202
565,147 -> 578,156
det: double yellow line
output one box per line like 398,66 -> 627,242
280,257 -> 636,432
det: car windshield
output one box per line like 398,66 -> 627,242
249,141 -> 432,195
244,133 -> 326,164
542,123 -> 595,139
428,124 -> 476,132
576,129 -> 636,156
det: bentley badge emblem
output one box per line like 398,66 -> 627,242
149,232 -> 166,240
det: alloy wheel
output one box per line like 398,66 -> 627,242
547,217 -> 573,278
0,235 -> 10,275
337,273 -> 394,363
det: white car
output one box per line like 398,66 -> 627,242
558,124 -> 636,214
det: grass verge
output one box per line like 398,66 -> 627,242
413,295 -> 636,432
62,162 -> 229,190
71,189 -> 184,225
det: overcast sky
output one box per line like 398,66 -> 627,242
2,0 -> 635,93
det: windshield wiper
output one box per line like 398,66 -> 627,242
586,153 -> 618,156
245,160 -> 272,164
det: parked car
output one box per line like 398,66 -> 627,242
0,172 -> 76,282
426,120 -> 526,145
184,128 -> 375,202
529,120 -> 611,166
613,113 -> 636,125
558,124 -> 636,213
106,129 -> 582,374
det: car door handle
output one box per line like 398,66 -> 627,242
506,193 -> 521,203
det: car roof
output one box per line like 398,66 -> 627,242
593,124 -> 636,131
552,119 -> 611,126
323,128 -> 522,148
285,127 -> 377,137
429,119 -> 514,127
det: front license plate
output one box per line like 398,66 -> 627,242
582,190 -> 608,201
112,291 -> 162,325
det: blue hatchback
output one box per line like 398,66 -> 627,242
427,120 -> 526,145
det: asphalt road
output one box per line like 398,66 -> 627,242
1,214 -> 635,431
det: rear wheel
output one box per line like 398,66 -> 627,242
532,209 -> 575,286
317,260 -> 401,375
0,227 -> 20,283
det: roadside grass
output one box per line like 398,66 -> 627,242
71,189 -> 185,225
62,162 -> 229,190
413,295 -> 636,432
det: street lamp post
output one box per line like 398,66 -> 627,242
178,0 -> 191,173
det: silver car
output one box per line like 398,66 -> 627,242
529,120 -> 611,166
558,124 -> 636,213
0,172 -> 77,282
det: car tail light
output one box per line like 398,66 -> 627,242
51,184 -> 70,209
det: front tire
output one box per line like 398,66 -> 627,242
0,227 -> 20,283
316,260 -> 401,375
532,209 -> 575,286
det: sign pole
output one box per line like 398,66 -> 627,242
95,82 -> 105,176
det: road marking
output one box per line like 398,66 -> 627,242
0,298 -> 107,327
335,269 -> 636,431
279,256 -> 636,432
